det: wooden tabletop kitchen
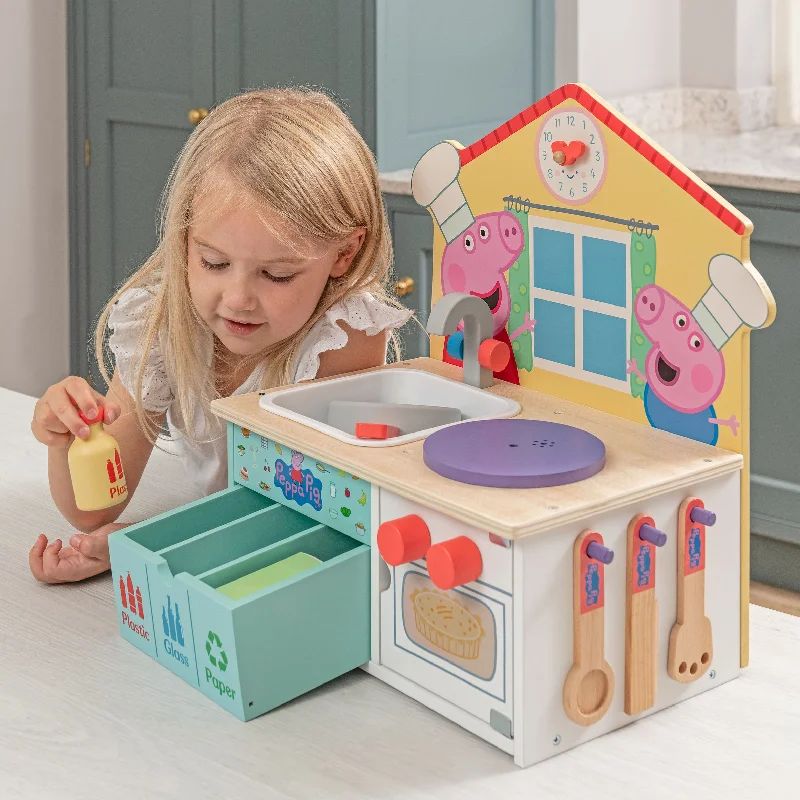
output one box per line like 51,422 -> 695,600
2,385 -> 797,799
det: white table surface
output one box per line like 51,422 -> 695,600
2,386 -> 799,799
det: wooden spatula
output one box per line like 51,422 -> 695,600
668,498 -> 714,683
625,514 -> 665,714
563,530 -> 615,726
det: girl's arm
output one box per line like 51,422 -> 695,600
315,322 -> 389,379
48,369 -> 165,533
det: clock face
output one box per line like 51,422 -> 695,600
535,108 -> 608,205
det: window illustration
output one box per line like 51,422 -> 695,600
529,216 -> 630,390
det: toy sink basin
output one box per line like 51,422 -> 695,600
258,368 -> 521,447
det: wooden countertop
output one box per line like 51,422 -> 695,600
211,359 -> 742,539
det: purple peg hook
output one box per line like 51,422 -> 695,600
690,507 -> 716,526
586,541 -> 614,565
639,523 -> 667,547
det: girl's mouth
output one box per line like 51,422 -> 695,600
223,318 -> 264,337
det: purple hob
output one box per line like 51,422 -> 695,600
423,419 -> 606,488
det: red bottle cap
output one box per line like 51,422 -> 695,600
78,406 -> 104,426
377,515 -> 431,566
426,536 -> 483,590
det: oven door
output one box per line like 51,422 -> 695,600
380,557 -> 512,728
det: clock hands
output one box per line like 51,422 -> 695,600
551,140 -> 587,166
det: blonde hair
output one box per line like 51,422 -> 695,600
94,86 -> 407,448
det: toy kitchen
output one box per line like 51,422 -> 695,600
108,83 -> 775,769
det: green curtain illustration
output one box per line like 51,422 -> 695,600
629,229 -> 656,398
506,206 -> 533,372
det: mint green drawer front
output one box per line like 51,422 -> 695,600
109,485 -> 370,721
231,426 -> 371,544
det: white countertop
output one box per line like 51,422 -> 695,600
3,384 -> 800,799
380,125 -> 800,196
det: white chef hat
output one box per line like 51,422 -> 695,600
692,254 -> 771,349
411,141 -> 475,243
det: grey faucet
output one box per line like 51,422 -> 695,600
427,292 -> 495,389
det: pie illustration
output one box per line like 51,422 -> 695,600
411,589 -> 484,660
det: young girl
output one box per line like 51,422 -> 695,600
29,87 -> 411,583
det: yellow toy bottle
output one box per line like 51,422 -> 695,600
68,406 -> 128,511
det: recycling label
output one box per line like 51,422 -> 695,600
204,630 -> 236,700
205,630 -> 229,671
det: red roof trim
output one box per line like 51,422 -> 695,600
459,83 -> 746,236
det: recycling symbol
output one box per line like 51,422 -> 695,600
205,630 -> 228,672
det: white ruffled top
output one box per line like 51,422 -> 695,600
107,287 -> 411,497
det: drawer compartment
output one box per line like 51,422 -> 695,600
109,485 -> 370,720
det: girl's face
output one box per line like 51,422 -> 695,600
187,197 -> 363,358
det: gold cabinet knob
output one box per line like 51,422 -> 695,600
394,277 -> 415,297
188,108 -> 209,125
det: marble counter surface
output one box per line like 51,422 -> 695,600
380,126 -> 800,196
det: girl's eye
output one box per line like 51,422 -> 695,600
464,234 -> 475,252
674,313 -> 687,329
201,258 -> 227,270
689,333 -> 703,350
264,272 -> 294,284
478,225 -> 490,240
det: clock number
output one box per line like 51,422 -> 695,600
595,151 -> 601,161
547,168 -> 553,178
569,187 -> 575,197
559,182 -> 563,191
555,118 -> 560,128
544,131 -> 552,142
591,169 -> 596,178
542,149 -> 548,160
567,115 -> 575,126
582,183 -> 588,193
583,119 -> 587,129
589,134 -> 595,144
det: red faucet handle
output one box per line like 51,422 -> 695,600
377,514 -> 431,566
426,536 -> 483,590
478,339 -> 510,373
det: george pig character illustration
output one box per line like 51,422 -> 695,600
412,142 -> 536,384
627,254 -> 771,445
290,450 -> 304,483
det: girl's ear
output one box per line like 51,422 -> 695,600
330,227 -> 366,278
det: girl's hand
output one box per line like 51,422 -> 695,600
31,376 -> 122,449
28,522 -> 132,583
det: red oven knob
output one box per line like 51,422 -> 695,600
426,536 -> 483,590
377,515 -> 431,566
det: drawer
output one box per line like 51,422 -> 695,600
109,486 -> 370,721
230,425 -> 373,545
379,489 -> 513,594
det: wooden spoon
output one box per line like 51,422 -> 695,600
563,530 -> 615,726
667,498 -> 713,683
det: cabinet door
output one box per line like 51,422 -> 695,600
385,198 -> 433,360
213,0 -> 376,151
80,0 -> 214,380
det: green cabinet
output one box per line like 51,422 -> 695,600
712,185 -> 800,593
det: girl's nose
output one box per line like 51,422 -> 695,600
223,275 -> 257,312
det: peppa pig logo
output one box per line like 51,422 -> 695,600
274,451 -> 323,512
636,545 -> 652,588
584,563 -> 600,608
689,527 -> 702,570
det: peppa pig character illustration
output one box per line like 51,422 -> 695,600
290,451 -> 304,483
627,254 -> 771,445
412,142 -> 536,384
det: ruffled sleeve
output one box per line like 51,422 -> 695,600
107,288 -> 174,413
292,292 -> 412,382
